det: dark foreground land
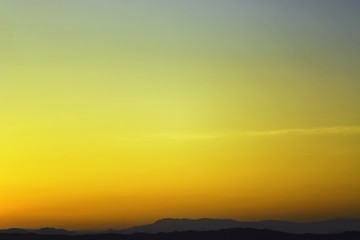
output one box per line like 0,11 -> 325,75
1,228 -> 360,240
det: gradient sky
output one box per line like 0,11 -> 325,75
1,0 -> 360,230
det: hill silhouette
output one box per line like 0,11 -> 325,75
1,218 -> 360,235
1,228 -> 360,240
0,228 -> 75,235
112,218 -> 240,234
111,218 -> 360,234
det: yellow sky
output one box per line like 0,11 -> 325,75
1,0 -> 360,230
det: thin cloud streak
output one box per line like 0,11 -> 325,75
242,125 -> 360,136
154,126 -> 360,140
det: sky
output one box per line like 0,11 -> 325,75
0,0 -> 360,230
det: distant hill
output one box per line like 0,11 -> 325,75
112,218 -> 360,234
112,218 -> 241,234
1,218 -> 360,235
32,228 -> 75,235
0,229 -> 29,234
0,228 -> 74,235
1,228 -> 360,240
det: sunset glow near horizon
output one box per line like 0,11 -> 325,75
1,0 -> 360,230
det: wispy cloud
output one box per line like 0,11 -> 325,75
153,126 -> 360,140
242,125 -> 360,136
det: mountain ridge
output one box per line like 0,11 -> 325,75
1,218 -> 360,235
1,227 -> 360,240
114,218 -> 360,234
